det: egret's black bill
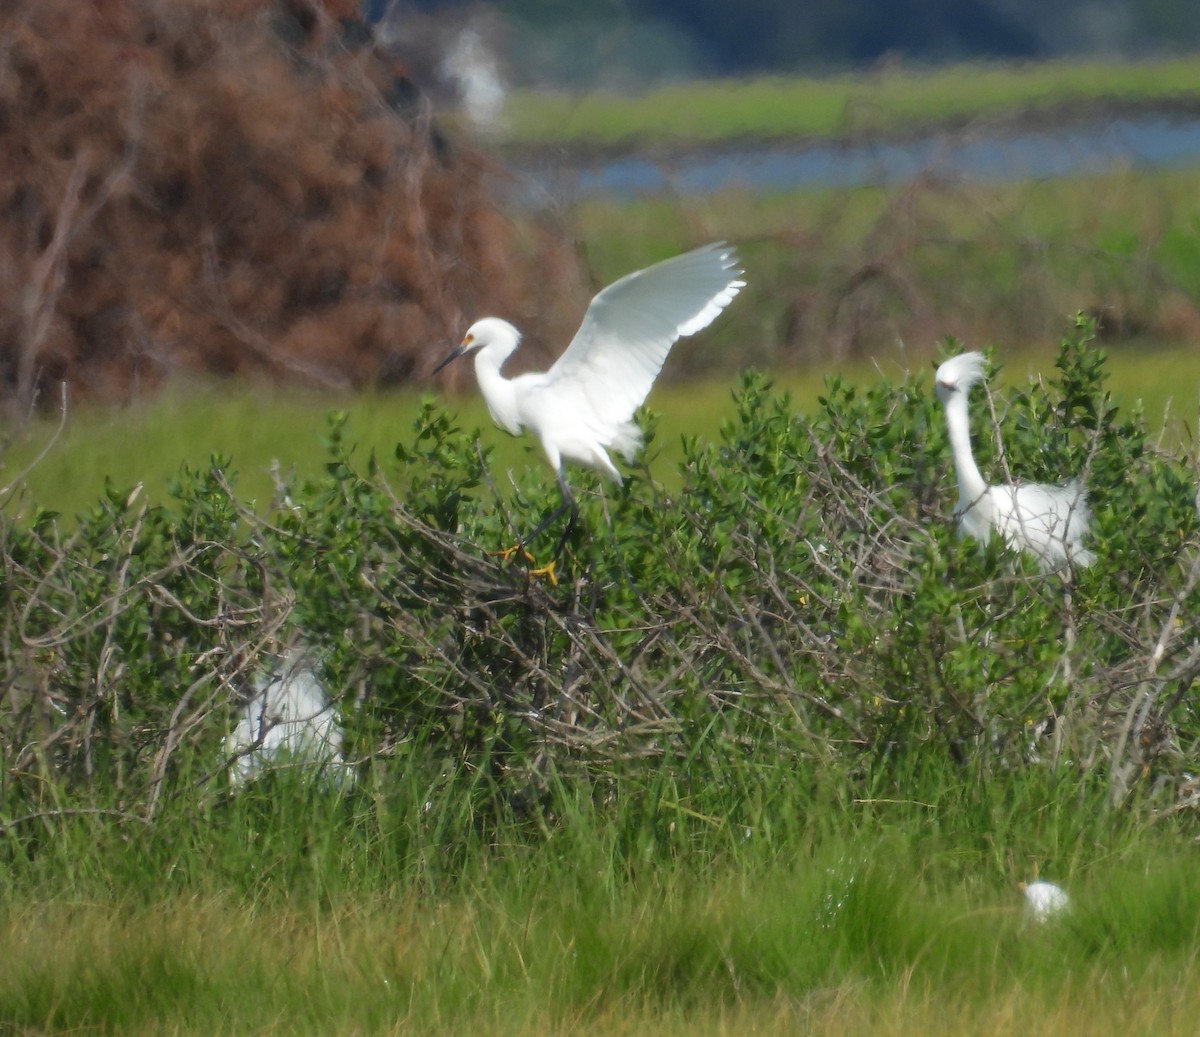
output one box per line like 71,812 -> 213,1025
432,345 -> 465,375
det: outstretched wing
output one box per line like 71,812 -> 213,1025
542,242 -> 744,424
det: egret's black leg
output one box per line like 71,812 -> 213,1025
547,470 -> 578,561
517,486 -> 572,550
494,469 -> 576,580
493,472 -> 570,564
527,470 -> 577,585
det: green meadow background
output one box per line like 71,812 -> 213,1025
2,342 -> 1193,522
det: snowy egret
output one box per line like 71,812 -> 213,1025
1018,879 -> 1070,921
434,242 -> 744,580
935,351 -> 1095,570
225,649 -> 350,787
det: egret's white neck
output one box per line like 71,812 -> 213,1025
943,391 -> 989,505
473,344 -> 522,436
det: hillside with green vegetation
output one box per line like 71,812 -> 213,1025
481,0 -> 1200,85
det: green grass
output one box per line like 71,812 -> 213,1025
1,340 -> 1192,524
499,58 -> 1200,150
564,165 -> 1200,392
4,333 -> 1200,1035
0,372 -> 797,522
4,830 -> 1200,1035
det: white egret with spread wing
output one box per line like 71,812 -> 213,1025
434,242 -> 744,581
935,351 -> 1095,571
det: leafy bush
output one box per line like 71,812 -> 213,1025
1,321 -> 1197,889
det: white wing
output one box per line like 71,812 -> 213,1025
542,243 -> 744,425
997,480 -> 1095,569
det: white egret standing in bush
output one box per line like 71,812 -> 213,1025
434,242 -> 744,581
226,649 -> 350,787
935,351 -> 1095,570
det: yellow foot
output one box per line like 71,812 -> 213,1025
528,560 -> 558,586
491,544 -> 535,563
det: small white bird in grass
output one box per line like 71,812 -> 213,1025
1018,879 -> 1070,922
434,243 -> 744,583
935,351 -> 1095,571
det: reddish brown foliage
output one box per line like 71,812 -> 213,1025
0,0 -> 580,411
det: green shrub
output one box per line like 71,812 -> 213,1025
1,320 -> 1196,892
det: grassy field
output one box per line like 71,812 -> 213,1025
498,58 -> 1200,150
3,342 -> 1200,1036
4,813 -> 1200,1035
1,339 -> 1192,523
567,167 -> 1200,370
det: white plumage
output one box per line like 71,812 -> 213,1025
434,243 -> 744,571
1018,879 -> 1070,921
225,650 -> 349,787
935,351 -> 1095,570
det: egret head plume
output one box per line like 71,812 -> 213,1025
935,351 -> 988,401
462,317 -> 521,352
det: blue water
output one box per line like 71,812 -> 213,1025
510,114 -> 1200,200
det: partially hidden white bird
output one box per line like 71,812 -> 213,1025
935,351 -> 1095,571
434,242 -> 744,581
1018,879 -> 1070,922
225,649 -> 351,788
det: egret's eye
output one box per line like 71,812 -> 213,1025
462,334 -> 474,346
